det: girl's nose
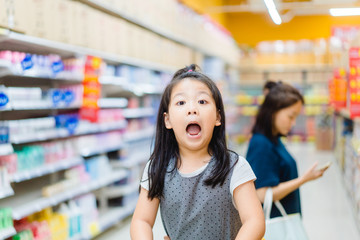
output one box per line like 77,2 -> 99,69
187,109 -> 198,115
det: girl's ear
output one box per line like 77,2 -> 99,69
164,112 -> 172,129
215,111 -> 221,126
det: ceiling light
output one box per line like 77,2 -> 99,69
264,0 -> 282,25
330,8 -> 360,16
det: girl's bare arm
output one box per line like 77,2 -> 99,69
130,187 -> 160,240
234,181 -> 266,240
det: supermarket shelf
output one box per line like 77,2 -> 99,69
98,98 -> 128,109
103,182 -> 138,198
0,227 -> 16,240
123,108 -> 155,119
97,203 -> 137,235
123,127 -> 155,143
11,120 -> 127,144
1,98 -> 143,112
0,61 -> 83,84
0,103 -> 81,112
0,186 -> 14,199
100,77 -> 164,95
85,203 -> 137,239
239,64 -> 334,73
9,169 -> 127,220
80,142 -> 126,157
0,144 -> 13,156
0,30 -> 176,73
78,0 -> 207,57
111,152 -> 149,169
11,157 -> 84,183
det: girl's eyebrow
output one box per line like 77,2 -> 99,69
172,92 -> 185,99
198,91 -> 211,96
172,90 -> 211,99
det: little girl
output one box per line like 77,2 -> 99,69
130,64 -> 265,240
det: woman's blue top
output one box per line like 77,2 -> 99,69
246,133 -> 301,218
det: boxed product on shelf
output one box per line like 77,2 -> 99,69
0,0 -> 6,27
58,202 -> 81,239
85,155 -> 111,180
47,85 -> 83,108
7,87 -> 42,107
69,1 -> 88,48
0,208 -> 13,231
29,208 -> 68,240
42,165 -> 90,197
14,218 -> 51,240
7,117 -> 56,137
15,145 -> 45,172
11,229 -> 34,240
74,194 -> 98,238
0,166 -> 10,190
0,154 -> 17,174
0,50 -> 84,80
0,85 -> 10,111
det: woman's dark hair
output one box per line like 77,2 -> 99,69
263,80 -> 277,92
146,64 -> 234,200
252,82 -> 304,143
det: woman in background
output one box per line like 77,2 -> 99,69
246,82 -> 329,218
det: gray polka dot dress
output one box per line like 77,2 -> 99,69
160,152 -> 242,240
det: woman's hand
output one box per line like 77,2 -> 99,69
301,162 -> 328,183
164,236 -> 170,240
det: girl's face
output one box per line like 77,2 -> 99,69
164,78 -> 221,152
273,100 -> 303,136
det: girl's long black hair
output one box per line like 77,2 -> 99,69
146,64 -> 234,200
252,82 -> 304,143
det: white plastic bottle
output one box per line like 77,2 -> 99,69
69,200 -> 82,238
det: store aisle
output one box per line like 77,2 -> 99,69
287,143 -> 359,239
96,143 -> 360,240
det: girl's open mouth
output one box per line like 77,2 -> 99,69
186,123 -> 201,136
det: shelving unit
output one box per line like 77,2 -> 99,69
0,29 -> 176,73
11,157 -> 84,183
7,170 -> 127,220
93,203 -> 137,239
10,120 -> 127,145
0,186 -> 14,199
0,144 -> 13,156
334,110 -> 360,230
0,227 -> 16,240
0,0 -> 240,239
76,0 -> 238,66
230,59 -> 333,144
0,29 -> 160,239
111,151 -> 149,169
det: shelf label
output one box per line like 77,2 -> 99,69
21,54 -> 33,71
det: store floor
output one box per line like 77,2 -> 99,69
95,143 -> 360,240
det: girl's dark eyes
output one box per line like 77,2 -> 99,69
175,100 -> 207,105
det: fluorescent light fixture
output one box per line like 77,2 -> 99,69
264,0 -> 282,25
330,8 -> 360,16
